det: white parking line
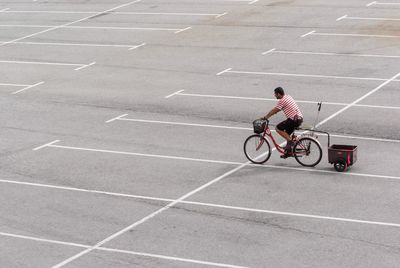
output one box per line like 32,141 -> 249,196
302,30 -> 400,39
99,247 -> 247,268
39,136 -> 400,268
367,1 -> 400,6
34,141 -> 240,165
216,68 -> 232,76
7,41 -> 145,50
4,177 -> 400,230
105,115 -> 400,143
32,141 -> 400,181
0,231 -> 89,248
337,15 -> 400,21
33,139 -> 60,151
0,24 -> 190,32
0,82 -> 32,87
336,14 -> 348,21
129,42 -> 146,50
11,81 -> 44,94
74,61 -> 96,71
216,12 -> 228,18
174,26 -> 192,34
1,10 -> 228,17
261,48 -> 276,55
317,72 -> 400,128
0,59 -> 90,68
0,178 -> 173,203
3,177 -> 400,230
105,113 -> 128,123
112,117 -> 251,131
0,0 -> 143,47
216,68 -> 400,82
0,231 -> 246,268
52,159 -> 251,267
165,89 -> 185,99
261,48 -> 400,59
300,30 -> 315,38
166,90 -> 400,110
183,201 -> 400,228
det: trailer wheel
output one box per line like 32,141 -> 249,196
334,159 -> 347,172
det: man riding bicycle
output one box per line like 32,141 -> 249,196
260,87 -> 303,156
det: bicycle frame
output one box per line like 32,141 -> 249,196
261,126 -> 287,154
259,123 -> 328,156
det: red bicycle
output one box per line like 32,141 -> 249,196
244,119 -> 323,167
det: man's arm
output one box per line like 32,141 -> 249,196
261,107 -> 280,120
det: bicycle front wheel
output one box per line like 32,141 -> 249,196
294,137 -> 322,167
243,134 -> 271,164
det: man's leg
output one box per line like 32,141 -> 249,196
276,119 -> 295,154
276,128 -> 291,141
276,119 -> 294,142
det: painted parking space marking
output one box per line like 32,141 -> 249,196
4,41 -> 146,50
0,24 -> 192,33
2,178 -> 400,241
98,247 -> 248,268
300,30 -> 315,38
0,0 -> 143,48
32,140 -> 400,181
261,48 -> 276,55
0,59 -> 94,69
45,68 -> 400,267
336,14 -> 348,21
107,115 -> 251,130
1,9 -> 228,18
164,89 -> 185,99
105,114 -> 400,143
216,68 -> 232,76
10,81 -> 44,94
316,72 -> 400,128
174,26 -> 192,34
33,140 -> 241,165
216,68 -> 400,82
128,42 -> 146,50
74,61 -> 96,71
165,90 -> 400,110
337,14 -> 400,21
0,82 -> 34,87
6,1 -> 398,262
367,1 -> 400,7
0,231 -> 246,268
301,30 -> 400,39
105,113 -> 129,123
52,160 -> 254,267
262,48 -> 400,58
0,231 -> 89,249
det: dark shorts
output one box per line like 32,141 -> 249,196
276,117 -> 303,135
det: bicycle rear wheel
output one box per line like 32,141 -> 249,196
243,134 -> 271,164
294,137 -> 322,167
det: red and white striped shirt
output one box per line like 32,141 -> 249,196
275,95 -> 303,120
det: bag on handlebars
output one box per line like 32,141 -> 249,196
253,119 -> 266,134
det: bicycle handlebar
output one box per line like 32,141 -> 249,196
262,119 -> 269,128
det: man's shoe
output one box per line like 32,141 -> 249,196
284,141 -> 295,151
281,141 -> 295,159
